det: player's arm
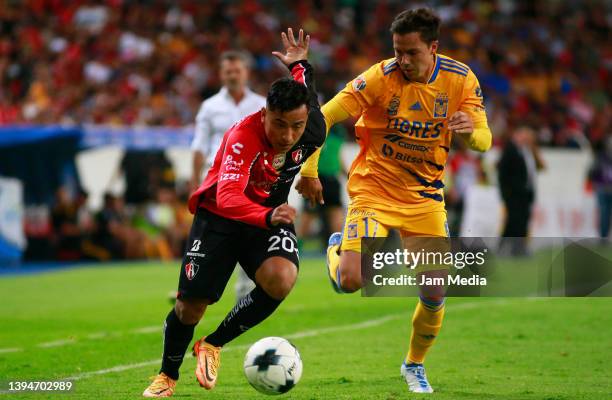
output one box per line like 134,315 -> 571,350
191,103 -> 212,188
450,71 -> 492,152
299,98 -> 352,178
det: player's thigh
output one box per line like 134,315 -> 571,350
239,224 -> 300,284
177,209 -> 241,304
400,211 -> 450,299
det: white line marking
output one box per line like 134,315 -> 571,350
37,339 -> 76,348
0,347 -> 22,354
86,332 -> 108,340
130,326 -> 162,334
62,299 -> 519,381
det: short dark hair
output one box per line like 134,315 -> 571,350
266,78 -> 309,113
390,8 -> 441,44
219,50 -> 252,68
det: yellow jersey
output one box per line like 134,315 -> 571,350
332,54 -> 488,214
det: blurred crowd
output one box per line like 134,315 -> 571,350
0,0 -> 609,146
1,0 -> 610,261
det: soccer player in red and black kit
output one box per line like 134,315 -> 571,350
143,29 -> 325,398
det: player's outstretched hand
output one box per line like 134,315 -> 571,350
447,111 -> 474,135
272,27 -> 310,67
296,177 -> 324,207
271,203 -> 297,226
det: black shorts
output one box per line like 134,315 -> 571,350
177,208 -> 299,303
303,175 -> 343,212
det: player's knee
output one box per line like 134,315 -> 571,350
258,263 -> 297,300
175,298 -> 207,325
339,267 -> 361,292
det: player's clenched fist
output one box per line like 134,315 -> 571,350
270,203 -> 297,225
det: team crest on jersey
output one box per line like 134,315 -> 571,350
291,148 -> 303,164
272,153 -> 286,169
352,75 -> 366,92
387,96 -> 400,116
433,92 -> 449,118
185,260 -> 199,280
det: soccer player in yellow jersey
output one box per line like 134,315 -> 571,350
297,8 -> 492,393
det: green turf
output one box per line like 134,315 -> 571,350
0,259 -> 610,399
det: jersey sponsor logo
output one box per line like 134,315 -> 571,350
352,74 -> 366,92
387,96 -> 400,116
387,118 -> 444,138
191,240 -> 201,251
291,148 -> 303,164
272,153 -> 286,169
185,260 -> 199,280
381,144 -> 423,164
409,101 -> 423,111
433,92 -> 449,118
224,155 -> 244,171
220,172 -> 242,181
231,142 -> 244,154
384,134 -> 430,152
382,143 -> 394,157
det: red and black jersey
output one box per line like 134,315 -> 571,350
188,60 -> 325,229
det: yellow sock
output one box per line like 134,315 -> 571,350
406,300 -> 445,364
327,244 -> 341,285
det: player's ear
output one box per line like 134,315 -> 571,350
261,107 -> 267,123
430,40 -> 439,54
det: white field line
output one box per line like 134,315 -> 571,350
61,298 -> 519,382
0,347 -> 22,354
0,298 -> 541,356
37,338 -> 77,348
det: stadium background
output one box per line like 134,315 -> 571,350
0,1 -> 610,399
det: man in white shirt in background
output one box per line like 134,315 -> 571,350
190,50 -> 266,300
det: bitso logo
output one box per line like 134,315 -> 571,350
185,260 -> 199,280
382,143 -> 394,157
231,142 -> 244,154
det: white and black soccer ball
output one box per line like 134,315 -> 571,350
243,337 -> 303,395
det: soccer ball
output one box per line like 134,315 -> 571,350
243,337 -> 303,395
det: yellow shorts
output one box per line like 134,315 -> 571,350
340,204 -> 448,253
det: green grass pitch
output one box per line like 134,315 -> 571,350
0,259 -> 610,399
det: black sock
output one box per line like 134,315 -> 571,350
206,286 -> 282,347
159,308 -> 196,380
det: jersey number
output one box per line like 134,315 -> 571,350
267,235 -> 297,253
